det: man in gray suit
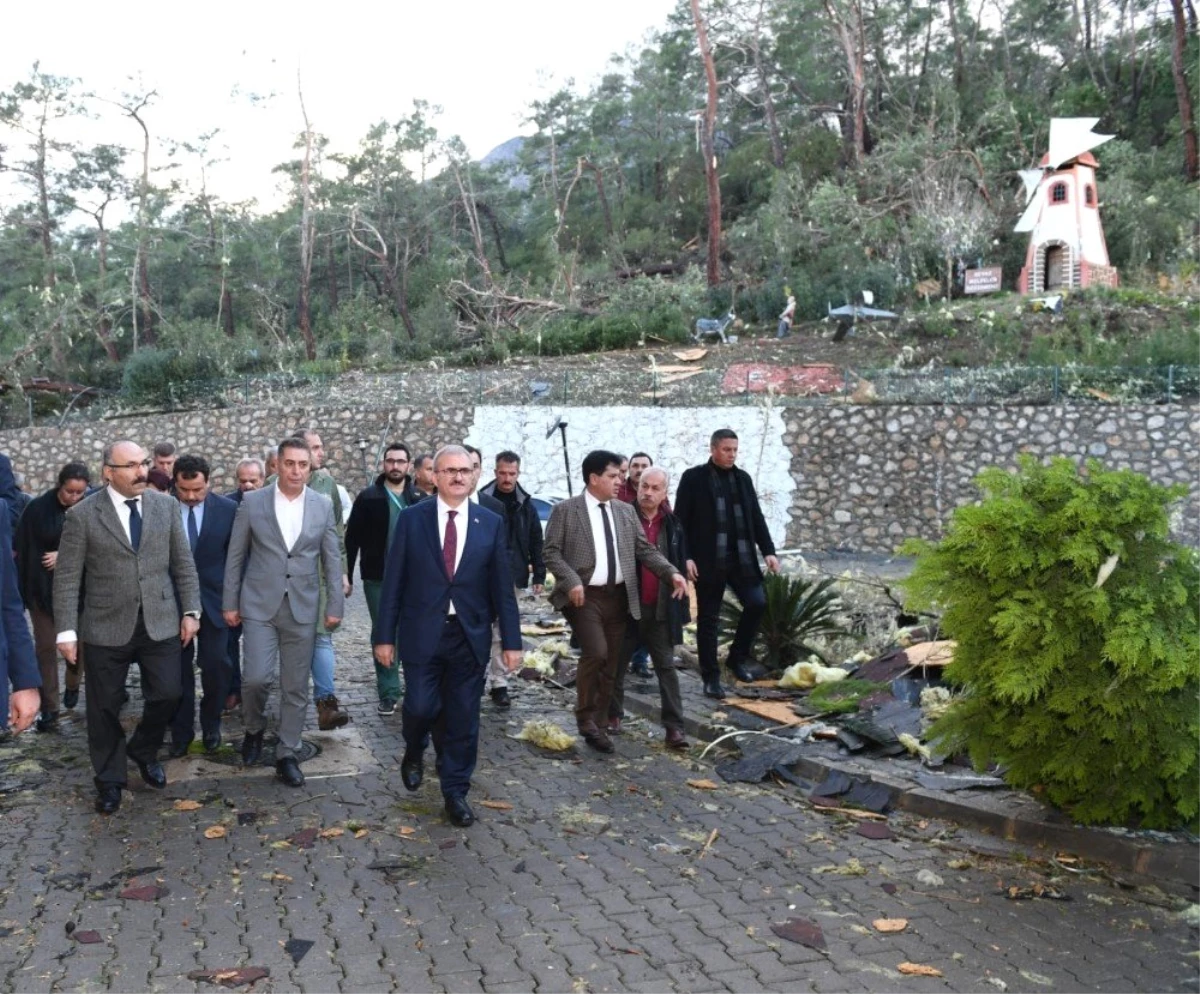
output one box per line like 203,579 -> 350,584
222,438 -> 344,788
54,440 -> 202,815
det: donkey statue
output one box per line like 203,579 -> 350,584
692,311 -> 736,344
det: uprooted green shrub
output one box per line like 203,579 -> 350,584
902,456 -> 1199,829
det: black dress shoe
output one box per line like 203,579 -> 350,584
703,679 -> 727,699
95,786 -> 122,815
728,662 -> 757,682
135,760 -> 167,789
400,751 -> 424,791
62,688 -> 79,710
489,686 -> 512,709
241,731 -> 264,766
275,757 -> 305,787
202,730 -> 222,753
167,739 -> 192,759
35,712 -> 59,733
444,796 -> 475,827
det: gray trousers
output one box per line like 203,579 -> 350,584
242,598 -> 316,760
485,585 -> 523,692
610,612 -> 685,733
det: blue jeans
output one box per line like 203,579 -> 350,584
312,633 -> 336,701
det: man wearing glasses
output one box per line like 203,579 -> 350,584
373,446 -> 522,828
53,441 -> 201,815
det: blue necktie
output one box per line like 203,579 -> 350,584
187,506 -> 198,552
126,499 -> 142,551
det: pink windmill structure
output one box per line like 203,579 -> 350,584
1016,118 -> 1120,294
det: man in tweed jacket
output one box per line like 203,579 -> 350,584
543,449 -> 686,754
54,440 -> 201,814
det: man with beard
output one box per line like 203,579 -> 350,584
15,462 -> 91,729
346,441 -> 418,715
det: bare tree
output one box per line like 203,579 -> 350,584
296,73 -> 317,361
121,88 -> 159,349
822,0 -> 868,164
691,0 -> 723,286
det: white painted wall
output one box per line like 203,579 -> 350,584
466,405 -> 795,545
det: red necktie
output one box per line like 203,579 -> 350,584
443,509 -> 458,580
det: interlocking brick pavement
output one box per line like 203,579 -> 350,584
0,591 -> 1196,993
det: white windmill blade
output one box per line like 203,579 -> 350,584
1019,168 -> 1044,203
1047,117 -> 1115,168
1014,195 -> 1042,233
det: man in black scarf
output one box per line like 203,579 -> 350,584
15,462 -> 92,728
674,429 -> 779,698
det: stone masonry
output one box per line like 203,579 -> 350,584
0,399 -> 1194,554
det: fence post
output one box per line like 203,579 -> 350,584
1052,366 -> 1060,403
564,370 -> 570,405
943,368 -> 950,405
1167,365 -> 1174,404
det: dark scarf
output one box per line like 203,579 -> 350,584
709,462 -> 755,576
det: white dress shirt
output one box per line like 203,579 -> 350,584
275,486 -> 307,551
180,499 -> 205,538
584,490 -> 624,586
57,487 -> 145,643
437,496 -> 469,614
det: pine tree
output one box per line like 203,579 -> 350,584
903,456 -> 1199,830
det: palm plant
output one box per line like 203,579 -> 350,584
720,574 -> 847,671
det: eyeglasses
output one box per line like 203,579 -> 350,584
106,459 -> 153,471
436,467 -> 473,478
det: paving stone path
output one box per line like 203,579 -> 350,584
0,592 -> 1195,994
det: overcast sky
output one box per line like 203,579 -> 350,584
2,0 -> 680,210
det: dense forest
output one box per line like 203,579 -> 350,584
0,0 -> 1196,404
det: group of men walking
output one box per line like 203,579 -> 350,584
1,425 -> 779,830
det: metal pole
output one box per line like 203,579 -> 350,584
559,423 -> 572,497
1167,365 -> 1174,404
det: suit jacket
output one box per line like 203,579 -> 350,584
542,493 -> 679,620
674,461 -> 776,581
53,487 -> 201,646
222,484 -> 344,625
1,502 -> 39,726
373,498 -> 520,669
183,492 -> 238,628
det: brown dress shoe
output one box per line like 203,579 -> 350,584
580,726 -> 615,754
316,695 -> 350,730
665,728 -> 689,750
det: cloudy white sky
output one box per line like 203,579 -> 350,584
2,0 -> 680,210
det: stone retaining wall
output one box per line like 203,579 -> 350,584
1,400 -> 1194,553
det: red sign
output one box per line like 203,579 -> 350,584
964,267 -> 1003,294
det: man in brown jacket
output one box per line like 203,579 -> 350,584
543,449 -> 686,754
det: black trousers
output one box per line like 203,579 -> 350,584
84,614 -> 182,789
170,614 -> 230,746
695,571 -> 766,681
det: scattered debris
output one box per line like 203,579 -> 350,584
120,884 -> 169,901
770,917 -> 826,950
715,740 -> 805,783
897,733 -> 932,762
288,828 -> 318,849
187,967 -> 270,988
1018,969 -> 1056,987
203,826 -> 227,840
814,858 -> 868,876
73,930 -> 103,944
873,918 -> 908,933
779,660 -> 849,689
915,869 -> 944,888
514,720 -> 576,751
856,822 -> 895,840
697,829 -> 719,859
897,962 -> 943,977
1002,883 -> 1071,901
722,698 -> 808,726
319,828 -> 344,839
479,800 -> 513,811
914,772 -> 1007,792
687,779 -> 720,790
173,799 -> 203,811
283,939 -> 313,965
236,812 -> 258,826
671,347 -> 708,362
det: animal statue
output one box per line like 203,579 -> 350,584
692,311 -> 736,344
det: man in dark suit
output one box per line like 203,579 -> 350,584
223,438 -> 343,788
1,501 -> 40,737
373,445 -> 523,828
54,440 -> 201,814
168,454 -> 238,756
543,450 -> 687,754
674,428 -> 780,699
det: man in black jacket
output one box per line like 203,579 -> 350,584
15,462 -> 91,729
345,441 -> 418,715
609,466 -> 690,749
674,428 -> 779,698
